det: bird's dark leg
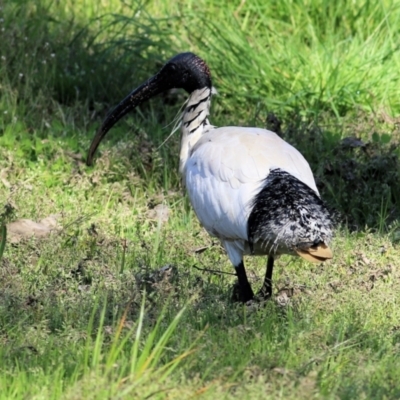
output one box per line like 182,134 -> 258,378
258,256 -> 274,299
232,261 -> 254,303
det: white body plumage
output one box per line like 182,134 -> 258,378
179,88 -> 330,268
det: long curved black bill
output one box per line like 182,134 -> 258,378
87,74 -> 162,166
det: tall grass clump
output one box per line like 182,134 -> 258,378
0,297 -> 192,399
1,0 -> 400,122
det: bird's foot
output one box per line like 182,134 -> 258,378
230,282 -> 254,304
256,287 -> 273,301
230,282 -> 273,308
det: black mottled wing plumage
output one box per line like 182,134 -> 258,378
247,169 -> 333,254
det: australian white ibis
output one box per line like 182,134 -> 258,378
87,52 -> 334,303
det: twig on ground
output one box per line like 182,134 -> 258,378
192,264 -> 237,276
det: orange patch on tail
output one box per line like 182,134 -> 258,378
295,243 -> 333,263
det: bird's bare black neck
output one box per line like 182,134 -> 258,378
182,87 -> 212,134
179,87 -> 213,177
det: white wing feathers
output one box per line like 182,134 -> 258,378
185,127 -> 318,242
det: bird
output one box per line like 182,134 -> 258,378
87,52 -> 334,303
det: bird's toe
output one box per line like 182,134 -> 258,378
230,282 -> 254,303
256,287 -> 273,301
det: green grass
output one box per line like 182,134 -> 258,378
1,0 -> 400,398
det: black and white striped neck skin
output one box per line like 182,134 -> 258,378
179,87 -> 214,176
247,168 -> 333,255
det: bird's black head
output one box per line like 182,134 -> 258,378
86,52 -> 212,166
158,52 -> 212,93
